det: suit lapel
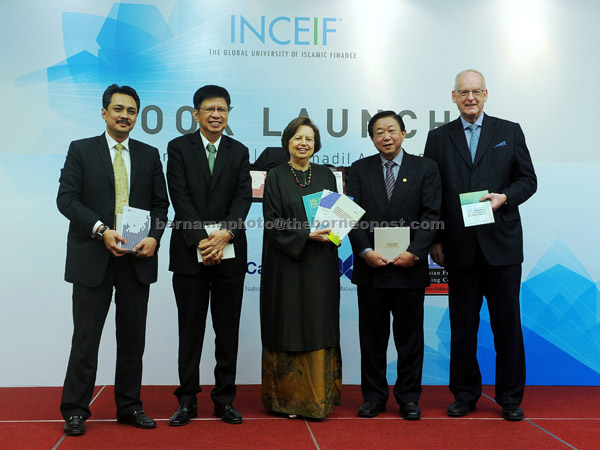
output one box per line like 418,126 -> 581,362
189,131 -> 212,188
129,139 -> 139,190
389,152 -> 417,218
97,134 -> 115,186
366,155 -> 389,217
210,136 -> 230,190
448,119 -> 473,168
473,114 -> 496,167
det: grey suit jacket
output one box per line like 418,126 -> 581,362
423,114 -> 537,269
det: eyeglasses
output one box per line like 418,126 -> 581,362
199,106 -> 231,114
455,89 -> 486,98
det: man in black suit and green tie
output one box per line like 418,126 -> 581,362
166,85 -> 252,426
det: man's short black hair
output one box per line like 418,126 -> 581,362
102,84 -> 140,111
193,85 -> 231,109
367,110 -> 406,138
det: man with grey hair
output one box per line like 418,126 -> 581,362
424,69 -> 537,421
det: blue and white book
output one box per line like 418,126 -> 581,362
312,190 -> 365,245
118,206 -> 150,251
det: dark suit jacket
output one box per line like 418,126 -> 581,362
57,134 -> 170,287
166,131 -> 252,275
423,114 -> 537,270
347,151 -> 442,289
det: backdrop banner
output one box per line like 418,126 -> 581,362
1,0 -> 599,387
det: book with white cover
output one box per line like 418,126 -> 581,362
459,190 -> 495,227
312,190 -> 365,246
374,227 -> 410,261
197,224 -> 235,262
118,206 -> 150,251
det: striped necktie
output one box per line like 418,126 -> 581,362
207,143 -> 217,174
468,124 -> 480,162
113,143 -> 128,215
384,160 -> 396,201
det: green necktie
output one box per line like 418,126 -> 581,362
207,143 -> 217,174
114,143 -> 129,215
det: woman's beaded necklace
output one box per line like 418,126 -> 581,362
288,162 -> 312,188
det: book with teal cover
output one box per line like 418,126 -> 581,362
459,190 -> 489,205
302,191 -> 323,228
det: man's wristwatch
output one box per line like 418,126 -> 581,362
96,225 -> 109,240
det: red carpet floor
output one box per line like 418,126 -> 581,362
1,385 -> 598,449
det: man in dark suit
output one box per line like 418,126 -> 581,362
424,69 -> 537,421
166,85 -> 252,426
57,84 -> 169,436
348,111 -> 441,420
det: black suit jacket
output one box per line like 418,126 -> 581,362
166,131 -> 252,275
423,114 -> 537,269
347,151 -> 442,289
57,134 -> 170,287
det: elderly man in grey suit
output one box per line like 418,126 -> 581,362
424,69 -> 537,421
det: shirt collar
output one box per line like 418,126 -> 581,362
460,112 -> 485,130
105,131 -> 130,151
379,148 -> 404,167
199,131 -> 222,151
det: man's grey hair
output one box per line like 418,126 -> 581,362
454,69 -> 486,90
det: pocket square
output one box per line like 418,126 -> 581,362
494,141 -> 507,148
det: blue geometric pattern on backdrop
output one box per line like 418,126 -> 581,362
339,254 -> 353,280
17,3 -> 183,137
388,239 -> 600,386
475,239 -> 600,385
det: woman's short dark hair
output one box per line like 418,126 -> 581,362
281,116 -> 322,155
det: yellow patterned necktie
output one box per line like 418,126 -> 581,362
113,143 -> 129,215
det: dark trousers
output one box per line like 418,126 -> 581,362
60,255 -> 149,420
447,249 -> 525,406
358,286 -> 425,406
172,270 -> 245,407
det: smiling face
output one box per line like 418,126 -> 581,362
102,93 -> 138,141
452,71 -> 488,123
371,116 -> 406,160
287,125 -> 315,168
193,97 -> 229,142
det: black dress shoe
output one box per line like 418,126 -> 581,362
117,410 -> 157,429
502,404 -> 524,421
169,403 -> 198,426
447,400 -> 477,417
214,404 -> 243,424
64,416 -> 85,436
399,402 -> 421,420
358,401 -> 385,418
